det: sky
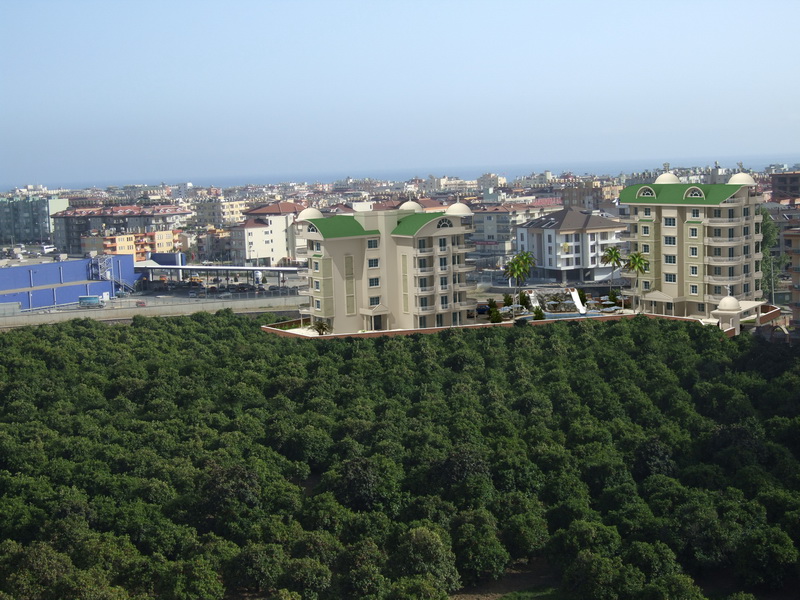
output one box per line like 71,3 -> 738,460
2,0 -> 799,189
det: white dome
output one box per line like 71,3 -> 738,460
718,296 -> 741,311
398,200 -> 423,213
297,207 -> 324,221
445,201 -> 472,217
727,172 -> 756,186
654,172 -> 680,184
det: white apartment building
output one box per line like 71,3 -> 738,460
295,202 -> 477,333
516,207 -> 627,283
619,172 -> 765,318
472,201 -> 562,268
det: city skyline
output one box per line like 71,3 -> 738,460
2,0 -> 799,189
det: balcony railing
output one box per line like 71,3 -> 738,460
704,275 -> 744,284
416,305 -> 436,313
415,247 -> 434,255
452,281 -> 477,291
416,286 -> 435,294
705,236 -> 743,245
704,255 -> 744,265
455,300 -> 478,310
452,263 -> 475,272
455,244 -> 477,252
704,217 -> 742,225
414,266 -> 434,275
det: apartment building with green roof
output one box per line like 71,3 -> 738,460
619,172 -> 765,319
294,201 -> 477,334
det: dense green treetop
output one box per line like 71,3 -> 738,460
0,311 -> 799,599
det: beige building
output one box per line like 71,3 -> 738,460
81,230 -> 177,262
295,202 -> 477,333
619,172 -> 765,318
786,227 -> 800,327
191,196 -> 248,228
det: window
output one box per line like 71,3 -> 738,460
367,239 -> 379,249
664,217 -> 676,227
690,266 -> 698,276
690,246 -> 698,257
743,283 -> 750,293
689,227 -> 698,238
743,207 -> 750,217
743,263 -> 749,274
664,236 -> 676,246
691,209 -> 700,218
369,296 -> 380,306
641,226 -> 650,235
440,295 -> 449,308
314,280 -> 320,291
665,273 -> 676,283
368,258 -> 379,268
642,244 -> 650,253
713,209 -> 721,218
439,257 -> 448,269
419,297 -> 428,308
307,224 -> 318,233
698,303 -> 705,312
690,284 -> 698,295
713,286 -> 722,295
439,238 -> 447,249
743,226 -> 750,236
313,261 -> 320,271
644,207 -> 651,216
315,300 -> 321,310
642,281 -> 651,290
419,316 -> 427,328
436,314 -> 443,327
440,276 -> 448,289
436,218 -> 453,228
369,277 -> 380,287
664,255 -> 676,264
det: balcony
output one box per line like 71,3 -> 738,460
454,243 -> 477,252
705,236 -> 743,245
452,281 -> 477,292
436,245 -> 449,254
618,231 -> 634,239
452,263 -> 475,273
704,255 -> 744,265
704,217 -> 742,225
721,196 -> 744,205
414,266 -> 434,275
415,286 -> 435,294
455,299 -> 478,310
753,214 -> 763,223
416,305 -> 436,314
704,275 -> 744,284
415,247 -> 434,255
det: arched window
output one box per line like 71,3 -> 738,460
307,224 -> 318,233
686,188 -> 703,198
437,218 -> 453,228
638,187 -> 655,197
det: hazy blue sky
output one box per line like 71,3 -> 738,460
2,0 -> 798,188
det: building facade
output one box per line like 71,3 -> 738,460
516,207 -> 627,283
619,172 -> 764,318
52,205 -> 191,254
81,230 -> 178,262
0,195 -> 69,245
786,227 -> 800,327
295,202 -> 477,333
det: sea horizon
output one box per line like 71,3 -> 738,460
4,153 -> 798,192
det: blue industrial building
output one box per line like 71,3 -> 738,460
0,255 -> 140,312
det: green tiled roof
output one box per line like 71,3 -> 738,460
620,184 -> 742,205
307,216 -> 379,239
391,212 -> 442,236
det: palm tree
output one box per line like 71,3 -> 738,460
311,320 -> 330,335
625,251 -> 649,313
601,246 -> 623,297
503,251 -> 535,318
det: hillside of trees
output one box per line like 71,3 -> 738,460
0,311 -> 799,600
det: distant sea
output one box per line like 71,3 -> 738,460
7,154 -> 799,191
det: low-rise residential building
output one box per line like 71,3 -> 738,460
295,202 -> 477,333
81,230 -> 178,262
472,201 -> 562,268
785,227 -> 800,326
52,205 -> 191,254
0,194 -> 69,244
618,172 -> 764,318
516,207 -> 627,283
191,196 -> 248,228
